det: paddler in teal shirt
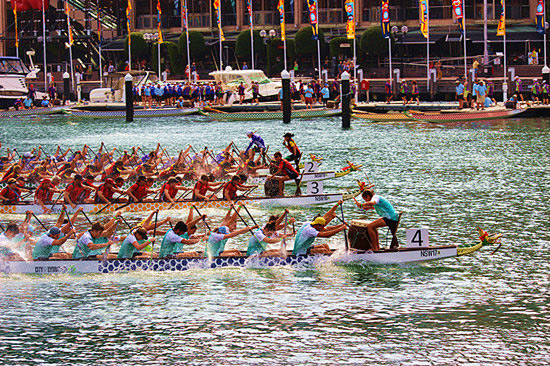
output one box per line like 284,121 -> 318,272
158,221 -> 203,258
246,222 -> 293,256
292,200 -> 348,256
354,188 -> 399,250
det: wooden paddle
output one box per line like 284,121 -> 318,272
31,212 -> 48,231
203,106 -> 228,114
340,202 -> 350,252
280,211 -> 288,257
192,205 -> 211,232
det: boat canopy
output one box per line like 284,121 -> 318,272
209,69 -> 273,88
0,57 -> 30,75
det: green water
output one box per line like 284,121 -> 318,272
1,115 -> 549,364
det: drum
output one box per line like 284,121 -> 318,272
264,178 -> 281,197
348,219 -> 372,251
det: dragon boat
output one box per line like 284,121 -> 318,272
199,108 -> 341,121
0,228 -> 502,275
404,108 -> 525,123
250,162 -> 362,185
0,106 -> 65,118
0,190 -> 361,215
65,107 -> 199,119
353,111 -> 413,122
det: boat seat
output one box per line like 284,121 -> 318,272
175,251 -> 201,259
260,249 -> 285,257
387,212 -> 403,249
219,249 -> 243,257
134,252 -> 158,260
310,244 -> 332,255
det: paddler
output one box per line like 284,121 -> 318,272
244,131 -> 266,162
32,226 -> 76,260
192,174 -> 223,201
94,178 -> 126,204
158,221 -> 204,258
223,175 -> 257,202
292,200 -> 348,255
283,133 -> 302,170
160,177 -> 192,204
117,227 -> 156,259
354,188 -> 399,250
126,175 -> 155,203
0,223 -> 25,260
268,152 -> 301,196
34,177 -> 63,214
246,222 -> 294,257
64,174 -> 94,208
72,213 -> 122,259
204,206 -> 255,257
0,177 -> 31,204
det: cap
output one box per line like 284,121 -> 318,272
218,226 -> 229,234
246,131 -> 254,136
48,227 -> 61,236
23,152 -> 32,158
311,217 -> 326,226
7,178 -> 16,184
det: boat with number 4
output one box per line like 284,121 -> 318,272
0,228 -> 502,274
199,108 -> 342,121
404,109 -> 525,123
0,190 -> 361,215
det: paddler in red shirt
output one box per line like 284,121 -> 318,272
34,177 -> 63,213
223,175 -> 257,203
160,177 -> 192,204
192,174 -> 223,201
64,174 -> 94,208
126,175 -> 156,202
0,177 -> 30,204
94,178 -> 127,204
269,151 -> 301,196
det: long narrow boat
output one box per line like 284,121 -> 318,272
66,107 -> 199,119
0,229 -> 501,274
0,190 -> 361,215
405,108 -> 525,123
0,106 -> 65,118
250,163 -> 362,185
353,111 -> 413,122
199,108 -> 342,121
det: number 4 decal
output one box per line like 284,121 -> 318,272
406,228 -> 430,248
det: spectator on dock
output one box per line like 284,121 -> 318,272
23,96 -> 33,109
48,83 -> 57,101
385,80 -> 393,104
400,80 -> 408,105
410,80 -> 420,105
487,80 -> 496,105
242,62 -> 248,70
40,96 -> 50,108
542,81 -> 549,105
476,81 -> 487,110
531,79 -> 541,104
321,84 -> 330,106
514,76 -> 524,101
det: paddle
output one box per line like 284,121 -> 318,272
280,211 -> 288,257
168,189 -> 192,210
192,205 -> 211,232
95,194 -> 124,215
102,221 -> 118,262
230,204 -> 260,242
63,206 -> 83,257
31,212 -> 48,231
81,211 -> 93,224
240,204 -> 258,227
340,202 -> 349,253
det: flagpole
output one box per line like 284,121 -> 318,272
283,39 -> 287,70
388,37 -> 392,84
249,1 -> 254,70
42,2 -> 47,92
66,1 -> 75,93
463,3 -> 467,78
219,4 -> 223,70
353,36 -> 357,102
184,0 -> 191,81
544,1 -> 547,67
503,16 -> 507,100
426,0 -> 430,92
317,39 -> 321,80
98,9 -> 103,88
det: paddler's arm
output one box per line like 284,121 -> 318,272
323,200 -> 344,224
125,186 -> 138,202
87,240 -> 113,250
317,223 -> 348,238
52,228 -> 76,247
63,189 -> 76,209
132,237 -> 156,251
187,214 -> 206,228
222,226 -> 258,240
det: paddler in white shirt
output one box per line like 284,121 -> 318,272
72,213 -> 121,260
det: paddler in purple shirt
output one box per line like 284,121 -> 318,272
244,131 -> 266,162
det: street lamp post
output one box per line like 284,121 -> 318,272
260,29 -> 277,75
144,32 -> 160,78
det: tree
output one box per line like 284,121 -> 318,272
294,26 -> 325,57
329,37 -> 352,58
360,27 -> 390,67
177,31 -> 207,61
152,42 -> 182,75
235,30 -> 265,62
124,32 -> 149,61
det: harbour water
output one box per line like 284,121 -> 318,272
1,115 -> 549,364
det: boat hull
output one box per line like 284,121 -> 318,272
0,245 -> 462,274
406,109 -> 525,123
250,169 -> 348,185
203,108 -> 342,121
67,108 -> 199,119
0,191 -> 359,215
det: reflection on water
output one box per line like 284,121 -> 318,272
1,116 -> 549,364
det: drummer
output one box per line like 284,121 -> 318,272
354,189 -> 399,250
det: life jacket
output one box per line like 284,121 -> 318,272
95,182 -> 116,202
66,182 -> 86,203
193,181 -> 209,200
223,181 -> 238,200
285,139 -> 301,156
160,182 -> 178,202
35,183 -> 53,203
129,183 -> 148,201
1,186 -> 21,204
279,159 -> 299,177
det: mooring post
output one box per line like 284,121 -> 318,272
63,72 -> 70,105
282,70 -> 291,124
125,73 -> 134,123
341,71 -> 350,129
